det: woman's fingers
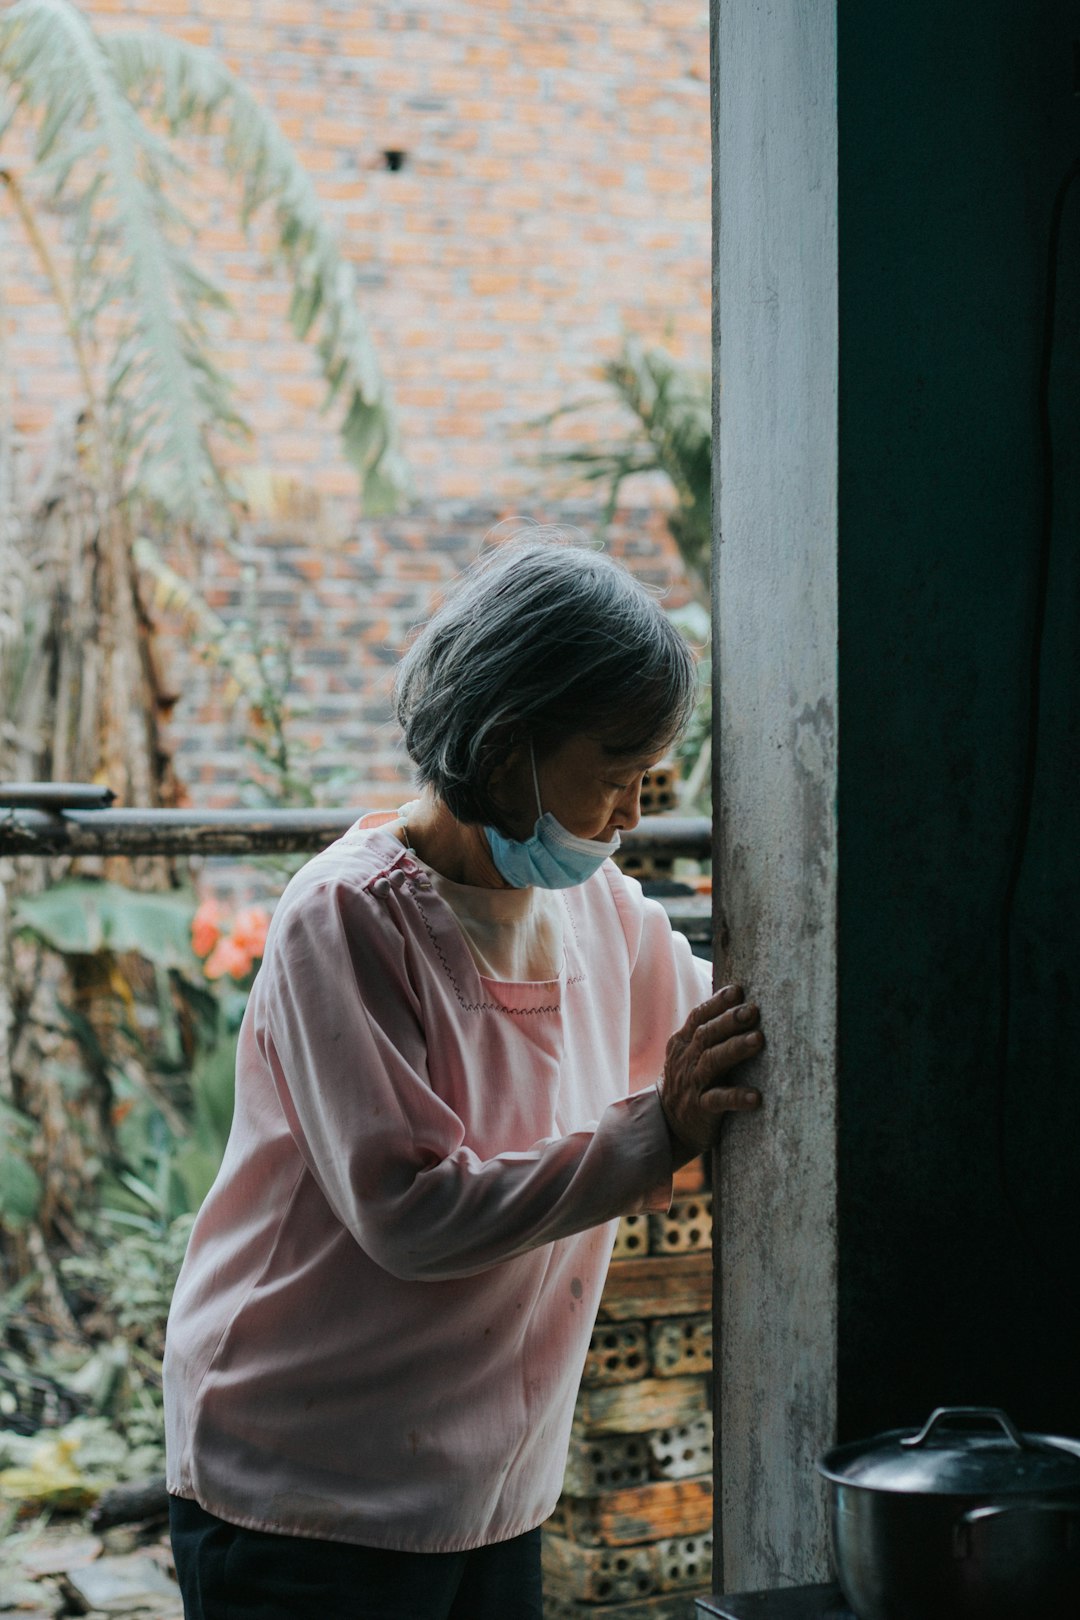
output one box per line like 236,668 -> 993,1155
698,1023 -> 764,1092
710,1020 -> 763,1065
672,991 -> 764,1078
691,1002 -> 761,1057
685,984 -> 745,1028
701,1081 -> 762,1114
661,986 -> 765,1151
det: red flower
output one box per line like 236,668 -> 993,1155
191,898 -> 225,958
203,935 -> 255,982
230,906 -> 270,961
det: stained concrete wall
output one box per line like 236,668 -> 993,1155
710,0 -> 839,1591
711,0 -> 1080,1596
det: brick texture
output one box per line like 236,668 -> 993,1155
3,0 -> 710,505
3,3 -> 709,830
150,502 -> 695,897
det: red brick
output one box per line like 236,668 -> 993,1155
438,355 -> 495,380
338,33 -> 392,58
463,44 -> 512,68
13,0 -> 709,520
8,282 -> 51,310
455,100 -> 503,122
285,555 -> 323,582
316,468 -> 363,497
396,385 -> 447,408
427,67 -> 476,96
264,0 -> 311,22
279,380 -> 324,408
515,41 -> 571,68
469,271 -> 520,296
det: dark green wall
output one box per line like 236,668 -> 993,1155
837,1 -> 1080,1439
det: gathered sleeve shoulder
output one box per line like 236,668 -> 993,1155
253,862 -> 676,1282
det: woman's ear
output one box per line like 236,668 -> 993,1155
486,736 -> 535,837
488,740 -> 525,793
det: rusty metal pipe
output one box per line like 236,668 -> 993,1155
0,806 -> 712,861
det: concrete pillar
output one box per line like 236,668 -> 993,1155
709,0 -> 838,1591
708,0 -> 1079,1598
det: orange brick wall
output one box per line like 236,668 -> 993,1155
3,0 -> 710,504
2,3 -> 709,825
154,502 -> 695,883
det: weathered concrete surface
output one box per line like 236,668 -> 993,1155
710,0 -> 838,1591
708,0 -> 1080,1602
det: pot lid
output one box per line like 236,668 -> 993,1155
818,1407 -> 1080,1497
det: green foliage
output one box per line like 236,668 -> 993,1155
10,875 -> 238,1224
134,534 -> 355,826
5,1410 -> 160,1486
109,1028 -> 237,1221
0,0 -> 239,522
184,1031 -> 237,1171
536,337 -> 712,600
666,600 -> 712,810
0,2 -> 368,1485
49,1212 -> 197,1471
536,339 -> 713,806
107,28 -> 412,515
0,1104 -> 42,1232
13,880 -> 200,972
0,0 -> 410,523
61,1212 -> 194,1363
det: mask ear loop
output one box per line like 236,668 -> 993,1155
529,740 -> 544,820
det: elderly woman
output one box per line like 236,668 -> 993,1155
164,537 -> 764,1620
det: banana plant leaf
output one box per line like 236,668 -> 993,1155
14,879 -> 199,971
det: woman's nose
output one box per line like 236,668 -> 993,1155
616,783 -> 643,832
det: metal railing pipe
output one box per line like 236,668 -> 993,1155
0,807 -> 712,862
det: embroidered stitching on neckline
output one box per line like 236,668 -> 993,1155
408,884 -> 563,1016
560,895 -> 586,986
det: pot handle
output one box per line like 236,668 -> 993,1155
901,1406 -> 1026,1451
954,1500 -> 1080,1558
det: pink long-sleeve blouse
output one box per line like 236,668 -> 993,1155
163,823 -> 710,1552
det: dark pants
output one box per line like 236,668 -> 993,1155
169,1495 -> 544,1620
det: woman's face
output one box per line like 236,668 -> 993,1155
493,733 -> 664,843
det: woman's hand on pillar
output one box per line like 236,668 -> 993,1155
659,984 -> 764,1155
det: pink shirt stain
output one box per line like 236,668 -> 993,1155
164,825 -> 710,1552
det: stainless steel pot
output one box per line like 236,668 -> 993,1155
817,1406 -> 1080,1620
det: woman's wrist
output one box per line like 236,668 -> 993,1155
656,1084 -> 701,1170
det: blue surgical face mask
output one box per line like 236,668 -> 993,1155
484,744 -> 621,890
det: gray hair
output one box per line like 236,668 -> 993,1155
394,533 -> 698,827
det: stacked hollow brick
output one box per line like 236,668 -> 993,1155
543,1159 -> 714,1620
618,766 -> 682,885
